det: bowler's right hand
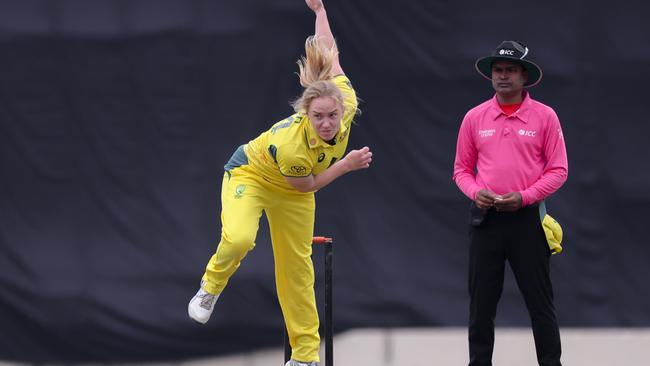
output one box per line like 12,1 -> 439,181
305,0 -> 323,12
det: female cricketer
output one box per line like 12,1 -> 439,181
188,1 -> 372,365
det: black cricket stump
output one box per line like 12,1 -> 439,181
283,236 -> 333,366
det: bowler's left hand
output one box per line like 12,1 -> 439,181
493,192 -> 522,212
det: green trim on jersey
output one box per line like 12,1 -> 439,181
224,144 -> 249,171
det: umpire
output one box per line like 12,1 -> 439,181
453,40 -> 568,366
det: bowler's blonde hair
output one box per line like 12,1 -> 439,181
291,36 -> 344,114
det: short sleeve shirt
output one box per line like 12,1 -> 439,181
244,74 -> 358,192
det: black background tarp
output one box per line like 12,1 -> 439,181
1,0 -> 649,363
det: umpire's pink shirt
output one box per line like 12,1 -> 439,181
453,92 -> 568,207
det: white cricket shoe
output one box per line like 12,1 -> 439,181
285,360 -> 317,366
188,285 -> 220,324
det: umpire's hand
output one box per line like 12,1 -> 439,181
475,189 -> 498,210
493,192 -> 522,212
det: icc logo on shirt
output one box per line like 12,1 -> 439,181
519,129 -> 536,137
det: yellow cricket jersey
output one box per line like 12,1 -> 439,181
235,74 -> 358,192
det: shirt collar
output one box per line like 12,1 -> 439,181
303,114 -> 349,149
489,91 -> 532,123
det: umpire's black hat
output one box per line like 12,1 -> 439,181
475,40 -> 543,87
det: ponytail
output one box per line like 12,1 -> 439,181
296,35 -> 338,87
291,36 -> 343,113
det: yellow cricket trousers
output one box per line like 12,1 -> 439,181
202,166 -> 320,362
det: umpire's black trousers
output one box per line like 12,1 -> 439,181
468,204 -> 562,366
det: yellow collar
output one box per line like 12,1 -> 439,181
303,115 -> 349,149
